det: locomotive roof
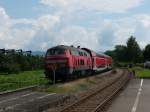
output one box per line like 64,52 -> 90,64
82,48 -> 111,58
97,52 -> 111,58
48,45 -> 87,52
48,45 -> 111,58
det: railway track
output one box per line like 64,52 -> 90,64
0,69 -> 128,112
0,71 -> 113,112
59,69 -> 130,112
0,69 -> 113,97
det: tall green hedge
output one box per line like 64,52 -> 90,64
0,53 -> 44,74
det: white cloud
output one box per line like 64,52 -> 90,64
40,0 -> 69,7
0,7 -> 10,24
0,0 -> 150,52
57,26 -> 99,49
0,7 -> 35,49
33,15 -> 60,30
136,14 -> 150,28
0,7 -> 60,50
40,0 -> 143,13
111,14 -> 150,49
0,7 -> 12,47
0,7 -> 11,37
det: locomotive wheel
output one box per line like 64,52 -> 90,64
62,74 -> 71,82
62,74 -> 67,82
76,71 -> 81,78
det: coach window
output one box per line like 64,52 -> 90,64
71,50 -> 73,55
83,52 -> 85,56
76,50 -> 79,56
80,52 -> 82,56
82,52 -> 84,56
79,52 -> 82,56
81,52 -> 83,56
69,50 -> 72,55
79,52 -> 80,56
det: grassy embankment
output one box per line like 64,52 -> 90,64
0,70 -> 49,92
131,67 -> 150,78
40,76 -> 100,93
0,70 -> 105,93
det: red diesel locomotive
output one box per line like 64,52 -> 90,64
44,45 -> 112,81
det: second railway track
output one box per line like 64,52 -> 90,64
60,69 -> 130,112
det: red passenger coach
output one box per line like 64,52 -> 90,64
82,48 -> 112,71
45,45 -> 113,81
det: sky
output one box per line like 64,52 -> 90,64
0,0 -> 150,52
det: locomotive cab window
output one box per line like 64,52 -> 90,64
71,50 -> 79,56
46,48 -> 65,56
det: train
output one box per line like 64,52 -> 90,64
44,45 -> 113,81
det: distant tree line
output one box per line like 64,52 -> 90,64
105,36 -> 150,66
0,49 -> 44,74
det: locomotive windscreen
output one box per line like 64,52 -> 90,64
46,48 -> 65,56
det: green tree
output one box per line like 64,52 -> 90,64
143,44 -> 150,61
114,45 -> 127,62
0,50 -> 44,74
126,36 -> 142,63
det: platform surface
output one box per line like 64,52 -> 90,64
107,78 -> 150,112
0,90 -> 63,112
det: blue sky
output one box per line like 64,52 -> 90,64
0,0 -> 40,18
0,0 -> 150,51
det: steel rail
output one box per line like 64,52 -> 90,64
92,71 -> 130,112
60,70 -> 129,112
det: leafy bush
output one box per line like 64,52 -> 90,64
0,53 -> 44,74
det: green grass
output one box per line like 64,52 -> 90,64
44,83 -> 89,93
130,67 -> 150,78
41,78 -> 98,93
0,70 -> 49,92
45,85 -> 80,93
136,69 -> 150,78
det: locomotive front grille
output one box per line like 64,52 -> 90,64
46,59 -> 68,70
46,60 -> 67,64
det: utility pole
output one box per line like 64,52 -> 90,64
53,69 -> 56,84
51,64 -> 57,85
